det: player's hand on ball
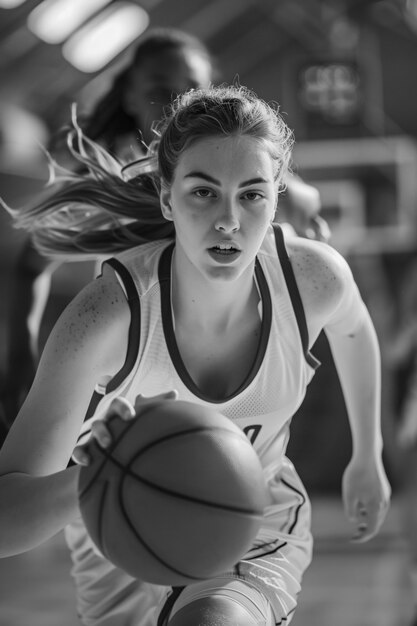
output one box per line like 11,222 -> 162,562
133,389 -> 178,414
73,390 -> 178,465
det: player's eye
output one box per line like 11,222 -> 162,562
242,191 -> 264,201
194,188 -> 216,198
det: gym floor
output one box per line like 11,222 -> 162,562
0,496 -> 413,626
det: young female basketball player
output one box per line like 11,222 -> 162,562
0,85 -> 390,625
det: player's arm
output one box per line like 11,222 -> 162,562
290,239 -> 391,542
321,253 -> 384,462
0,264 -> 130,557
322,249 -> 390,542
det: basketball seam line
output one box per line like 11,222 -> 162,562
81,421 -> 263,515
117,481 -> 210,582
101,448 -> 265,516
109,418 -> 250,460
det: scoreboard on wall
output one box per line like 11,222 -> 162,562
279,45 -> 417,254
297,60 -> 362,134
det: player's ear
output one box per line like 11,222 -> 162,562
160,182 -> 173,221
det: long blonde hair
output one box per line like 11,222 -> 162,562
4,85 -> 293,259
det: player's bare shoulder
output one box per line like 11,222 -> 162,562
284,235 -> 353,319
47,262 -> 131,374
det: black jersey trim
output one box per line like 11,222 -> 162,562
157,587 -> 185,626
103,258 -> 141,392
158,243 -> 272,403
272,225 -> 320,370
281,477 -> 306,535
83,257 -> 141,421
68,258 -> 141,467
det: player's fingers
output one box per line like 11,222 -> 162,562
106,397 -> 136,421
349,500 -> 376,542
90,420 -> 113,449
72,444 -> 90,466
72,399 -> 135,466
350,500 -> 388,543
134,390 -> 178,412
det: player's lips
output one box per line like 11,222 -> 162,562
207,241 -> 241,263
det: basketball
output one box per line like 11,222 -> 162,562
78,399 -> 269,585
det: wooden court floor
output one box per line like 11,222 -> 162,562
0,496 -> 414,626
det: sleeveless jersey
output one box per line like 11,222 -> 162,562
66,224 -> 319,625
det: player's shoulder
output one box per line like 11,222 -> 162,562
284,235 -> 355,315
75,263 -> 130,316
50,265 -> 131,358
285,234 -> 351,274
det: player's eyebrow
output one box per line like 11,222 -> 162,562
184,172 -> 220,184
238,177 -> 269,188
184,172 -> 270,187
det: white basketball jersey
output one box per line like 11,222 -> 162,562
68,224 -> 318,625
78,224 -> 317,478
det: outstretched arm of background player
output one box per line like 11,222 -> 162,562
1,238 -> 58,426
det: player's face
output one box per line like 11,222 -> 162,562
123,49 -> 212,145
160,134 -> 278,284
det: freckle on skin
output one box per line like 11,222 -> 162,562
51,280 -> 122,366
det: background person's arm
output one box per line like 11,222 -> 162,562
1,238 -> 58,427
